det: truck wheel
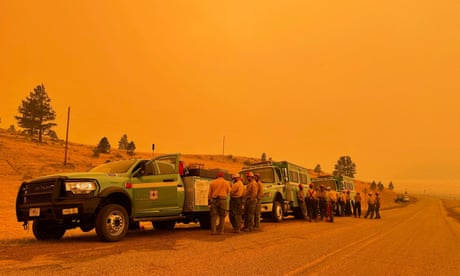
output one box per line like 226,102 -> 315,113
96,204 -> 129,242
32,220 -> 66,240
153,221 -> 176,230
272,201 -> 283,222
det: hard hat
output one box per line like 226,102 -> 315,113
368,192 -> 372,195
246,172 -> 255,177
320,184 -> 325,188
326,186 -> 331,190
216,171 -> 224,178
309,183 -> 314,188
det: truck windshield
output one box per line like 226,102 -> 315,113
242,168 -> 275,183
89,160 -> 137,174
313,179 -> 337,191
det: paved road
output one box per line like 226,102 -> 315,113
1,196 -> 459,275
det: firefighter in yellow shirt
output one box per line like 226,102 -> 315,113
326,187 -> 337,222
297,184 -> 307,219
242,172 -> 258,232
354,192 -> 362,218
318,185 -> 328,221
229,173 -> 244,233
254,173 -> 264,230
208,171 -> 231,235
364,192 -> 376,219
374,192 -> 381,219
345,190 -> 352,216
305,183 -> 317,222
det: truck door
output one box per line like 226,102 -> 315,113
131,154 -> 183,217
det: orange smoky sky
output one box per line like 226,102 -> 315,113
1,1 -> 459,195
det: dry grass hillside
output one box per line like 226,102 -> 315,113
0,128 -> 397,205
0,128 -> 257,179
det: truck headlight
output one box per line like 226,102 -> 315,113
65,181 -> 97,194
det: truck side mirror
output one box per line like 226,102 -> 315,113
133,163 -> 146,177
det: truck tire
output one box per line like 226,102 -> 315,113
153,221 -> 176,230
96,204 -> 129,242
272,201 -> 283,222
32,220 -> 66,240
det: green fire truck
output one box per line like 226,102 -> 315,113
239,160 -> 310,222
15,153 -> 228,242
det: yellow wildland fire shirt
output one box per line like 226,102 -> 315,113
318,190 -> 327,199
230,179 -> 244,198
306,188 -> 317,200
256,180 -> 264,200
297,189 -> 306,202
367,195 -> 376,205
328,190 -> 338,203
208,177 -> 231,199
245,179 -> 258,200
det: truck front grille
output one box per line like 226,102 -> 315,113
20,180 -> 57,204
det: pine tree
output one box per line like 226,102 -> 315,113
15,84 -> 56,142
332,156 -> 356,178
8,125 -> 16,133
48,129 -> 58,140
388,181 -> 394,191
377,181 -> 385,191
95,137 -> 111,154
127,141 -> 136,156
261,152 -> 267,162
314,164 -> 322,176
118,134 -> 129,150
370,181 -> 377,190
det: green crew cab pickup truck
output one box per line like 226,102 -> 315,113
16,153 -> 225,242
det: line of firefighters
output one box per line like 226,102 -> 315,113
208,171 -> 381,235
297,183 -> 381,222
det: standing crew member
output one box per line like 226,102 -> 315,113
243,172 -> 258,232
254,173 -> 264,230
318,185 -> 328,222
326,186 -> 337,222
353,192 -> 362,218
374,192 -> 381,219
306,183 -> 317,222
208,171 -> 231,235
345,190 -> 352,216
364,192 -> 376,219
339,191 -> 346,216
297,184 -> 307,220
229,174 -> 244,233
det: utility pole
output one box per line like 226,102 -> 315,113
64,106 -> 70,165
